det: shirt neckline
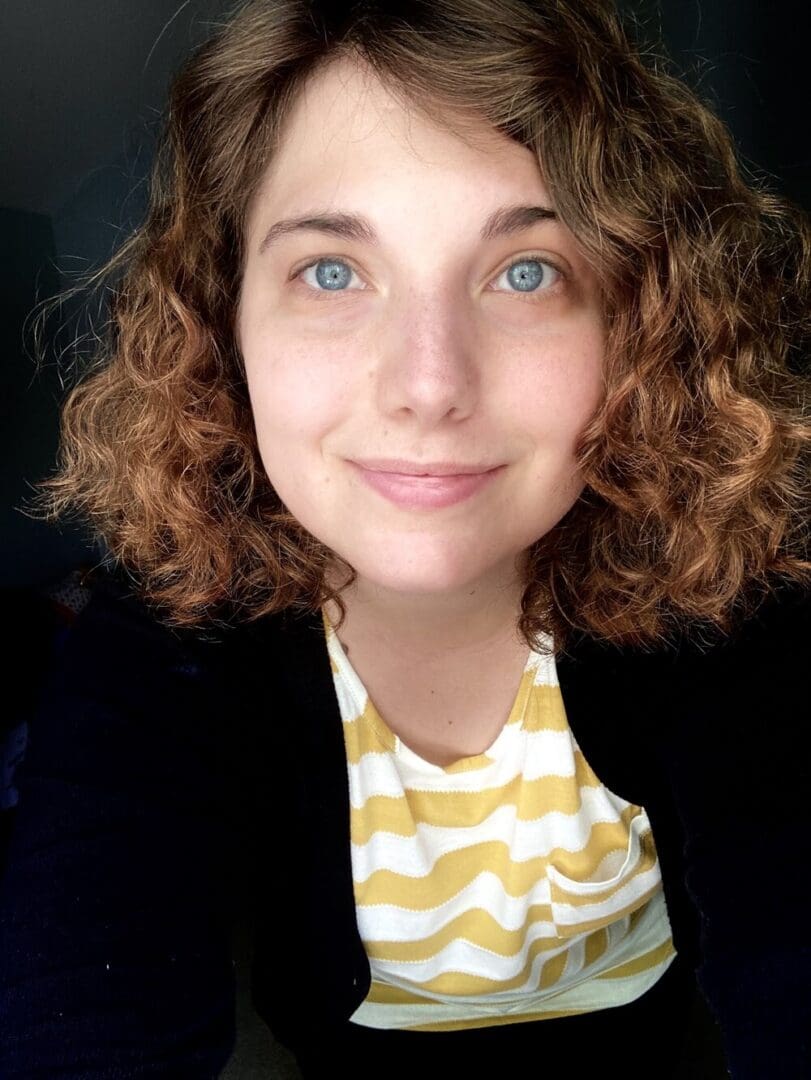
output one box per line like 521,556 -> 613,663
322,606 -> 544,774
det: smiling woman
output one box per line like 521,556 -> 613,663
230,54 -> 613,783
4,1 -> 810,1078
236,54 -> 606,688
24,0 -> 810,661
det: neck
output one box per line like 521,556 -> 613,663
323,556 -> 530,666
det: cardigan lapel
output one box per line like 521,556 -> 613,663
238,605 -> 372,1041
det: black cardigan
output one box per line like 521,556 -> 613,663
1,567 -> 809,1078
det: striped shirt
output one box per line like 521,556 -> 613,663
322,608 -> 676,1031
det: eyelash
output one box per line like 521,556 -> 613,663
289,252 -> 567,304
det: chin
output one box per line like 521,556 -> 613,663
347,552 -> 512,597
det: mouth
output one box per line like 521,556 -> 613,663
350,458 -> 503,477
348,460 -> 506,510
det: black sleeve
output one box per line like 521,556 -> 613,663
661,583 -> 811,1079
0,574 -> 252,1078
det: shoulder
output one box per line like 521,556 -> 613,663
654,581 -> 809,822
58,563 -> 271,699
665,578 -> 809,669
561,580 -> 810,820
660,580 -> 808,727
73,563 -> 220,655
47,563 -> 307,775
13,564 -> 294,800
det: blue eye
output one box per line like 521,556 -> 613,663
494,258 -> 562,295
301,258 -> 359,292
292,254 -> 564,301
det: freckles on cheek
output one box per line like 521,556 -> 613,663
541,329 -> 604,416
516,366 -> 588,424
248,341 -> 353,432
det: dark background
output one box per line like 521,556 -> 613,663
3,0 -> 809,591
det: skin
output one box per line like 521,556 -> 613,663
237,55 -> 605,748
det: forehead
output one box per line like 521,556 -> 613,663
251,54 -> 551,218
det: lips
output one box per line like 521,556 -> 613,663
351,458 -> 501,477
349,461 -> 505,509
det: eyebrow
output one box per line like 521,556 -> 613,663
257,203 -> 558,255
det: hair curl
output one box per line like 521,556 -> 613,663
26,0 -> 811,658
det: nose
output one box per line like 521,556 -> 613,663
375,290 -> 479,427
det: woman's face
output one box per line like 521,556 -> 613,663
237,56 -> 605,603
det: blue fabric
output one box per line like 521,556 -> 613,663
0,720 -> 26,812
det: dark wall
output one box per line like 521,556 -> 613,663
2,0 -> 808,588
1,1 -> 225,588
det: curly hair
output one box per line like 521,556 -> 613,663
26,0 -> 811,659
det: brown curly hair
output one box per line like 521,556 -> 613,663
26,0 -> 811,658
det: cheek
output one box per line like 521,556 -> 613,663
243,331 -> 353,439
508,323 -> 604,444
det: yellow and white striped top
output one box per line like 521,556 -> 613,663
322,609 -> 676,1032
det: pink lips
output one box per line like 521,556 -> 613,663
349,461 -> 505,509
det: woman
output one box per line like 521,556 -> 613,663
2,1 -> 809,1077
